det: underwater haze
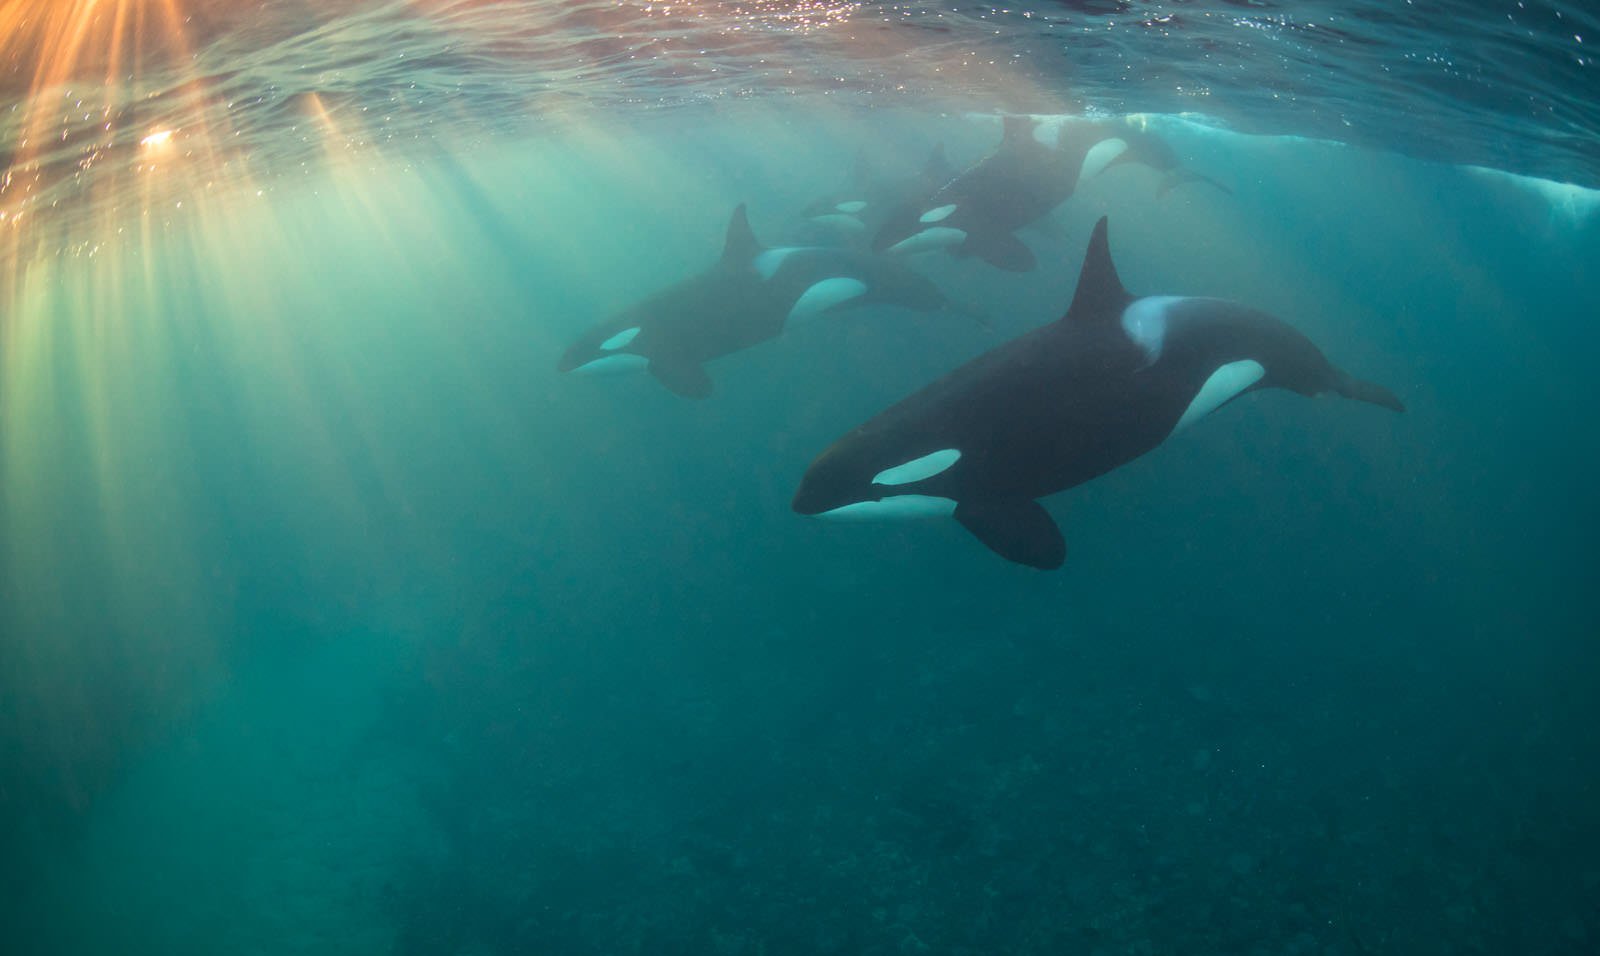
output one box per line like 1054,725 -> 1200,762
1,3 -> 1598,955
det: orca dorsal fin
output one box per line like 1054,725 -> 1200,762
1061,216 -> 1131,323
721,204 -> 762,264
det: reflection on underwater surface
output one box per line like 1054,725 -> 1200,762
1,0 -> 1599,252
0,2 -> 1597,955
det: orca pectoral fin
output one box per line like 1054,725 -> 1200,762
649,359 -> 714,399
1334,371 -> 1406,413
955,498 -> 1065,570
963,232 -> 1036,272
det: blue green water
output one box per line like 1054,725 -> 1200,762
3,5 -> 1599,955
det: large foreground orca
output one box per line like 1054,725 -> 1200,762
559,205 -> 967,398
792,217 -> 1404,569
871,115 -> 1092,272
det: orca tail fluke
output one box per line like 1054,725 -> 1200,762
1334,371 -> 1406,413
1156,168 -> 1233,199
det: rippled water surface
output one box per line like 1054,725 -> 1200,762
2,0 -> 1598,244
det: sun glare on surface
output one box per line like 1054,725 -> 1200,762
0,0 -> 1081,821
0,0 -> 344,811
1,0 -> 218,249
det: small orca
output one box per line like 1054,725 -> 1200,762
792,217 -> 1404,570
872,115 -> 1099,272
797,144 -> 954,244
559,204 -> 968,398
1066,115 -> 1233,199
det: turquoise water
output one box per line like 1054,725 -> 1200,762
3,4 -> 1599,955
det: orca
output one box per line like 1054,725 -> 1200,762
797,144 -> 954,245
792,217 -> 1404,569
558,204 -> 969,398
871,115 -> 1096,272
1064,115 -> 1233,199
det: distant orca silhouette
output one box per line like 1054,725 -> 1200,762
798,143 -> 954,244
793,216 -> 1404,569
558,204 -> 968,398
872,115 -> 1089,272
1066,115 -> 1233,199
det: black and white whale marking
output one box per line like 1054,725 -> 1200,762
797,143 -> 953,245
558,204 -> 962,398
872,115 -> 1094,273
793,216 -> 1405,569
1062,115 -> 1233,199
